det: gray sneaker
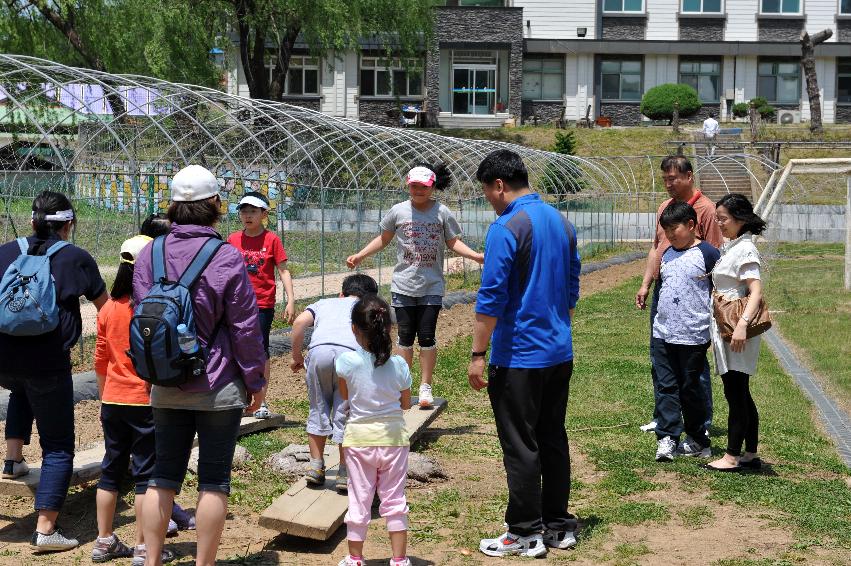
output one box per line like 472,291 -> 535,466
655,437 -> 677,462
92,533 -> 133,562
253,402 -> 272,419
30,527 -> 79,552
677,436 -> 711,458
335,465 -> 348,492
543,529 -> 577,549
132,544 -> 176,566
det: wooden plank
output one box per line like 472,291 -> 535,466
259,398 -> 447,539
0,413 -> 286,498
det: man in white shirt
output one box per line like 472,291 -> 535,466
702,113 -> 720,157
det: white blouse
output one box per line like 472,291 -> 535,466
710,233 -> 763,376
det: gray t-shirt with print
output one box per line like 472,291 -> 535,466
379,200 -> 462,297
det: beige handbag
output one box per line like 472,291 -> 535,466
712,292 -> 772,342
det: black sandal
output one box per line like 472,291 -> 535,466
703,463 -> 743,473
738,458 -> 762,470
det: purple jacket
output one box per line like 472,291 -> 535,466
132,223 -> 266,394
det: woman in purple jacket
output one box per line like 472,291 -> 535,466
132,165 -> 266,566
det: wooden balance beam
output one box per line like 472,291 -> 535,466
0,414 -> 286,498
258,398 -> 446,541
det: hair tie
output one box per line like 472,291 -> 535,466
34,209 -> 74,222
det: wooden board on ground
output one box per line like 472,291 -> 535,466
0,413 -> 286,498
258,398 -> 447,540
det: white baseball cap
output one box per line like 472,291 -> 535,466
120,235 -> 152,264
406,166 -> 436,187
171,165 -> 219,202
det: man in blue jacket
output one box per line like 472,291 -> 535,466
468,149 -> 581,558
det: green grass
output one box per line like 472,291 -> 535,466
767,243 -> 851,411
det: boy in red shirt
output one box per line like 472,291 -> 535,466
228,191 -> 295,418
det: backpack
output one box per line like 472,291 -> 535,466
0,238 -> 68,336
128,235 -> 225,387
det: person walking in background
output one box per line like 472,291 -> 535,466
290,273 -> 379,491
133,165 -> 266,566
468,150 -> 581,558
635,156 -> 722,436
705,194 -> 768,472
703,112 -> 720,157
0,191 -> 108,552
650,202 -> 719,463
335,295 -> 413,566
92,235 -> 183,565
228,191 -> 295,419
346,163 -> 484,409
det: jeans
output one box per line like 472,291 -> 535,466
649,280 -> 713,428
0,372 -> 74,511
148,407 -> 242,494
487,361 -> 577,537
654,342 -> 711,447
99,404 -> 156,494
721,371 -> 759,456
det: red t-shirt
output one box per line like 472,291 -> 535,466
227,229 -> 288,309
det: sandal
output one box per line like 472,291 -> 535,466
703,462 -> 742,473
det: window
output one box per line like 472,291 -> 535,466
266,55 -> 319,95
842,0 -> 851,14
522,57 -> 564,100
360,58 -> 422,97
603,0 -> 644,12
681,0 -> 722,12
757,59 -> 800,103
679,59 -> 721,102
760,0 -> 800,14
601,58 -> 642,101
838,59 -> 851,103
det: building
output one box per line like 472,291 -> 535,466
225,0 -> 851,127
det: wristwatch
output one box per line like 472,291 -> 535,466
471,350 -> 487,359
741,314 -> 752,323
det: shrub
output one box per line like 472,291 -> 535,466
640,83 -> 701,121
757,104 -> 775,119
732,102 -> 750,118
749,96 -> 769,109
552,130 -> 577,155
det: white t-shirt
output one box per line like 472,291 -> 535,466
305,296 -> 359,350
703,117 -> 720,138
335,349 -> 413,446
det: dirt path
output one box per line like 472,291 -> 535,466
0,259 -> 649,565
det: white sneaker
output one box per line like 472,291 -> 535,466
639,420 -> 657,433
677,436 -> 712,458
2,457 -> 29,479
389,558 -> 412,566
338,556 -> 364,566
253,402 -> 272,419
479,532 -> 547,557
418,383 -> 434,408
543,529 -> 577,549
656,437 -> 677,462
30,527 -> 79,552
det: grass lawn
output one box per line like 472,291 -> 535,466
767,242 -> 851,413
229,276 -> 851,564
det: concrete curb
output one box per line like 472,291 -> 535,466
1,250 -> 647,421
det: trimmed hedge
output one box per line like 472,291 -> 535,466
640,83 -> 701,121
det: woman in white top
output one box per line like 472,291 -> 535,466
705,193 -> 768,472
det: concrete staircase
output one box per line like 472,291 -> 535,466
437,113 -> 508,129
691,132 -> 753,202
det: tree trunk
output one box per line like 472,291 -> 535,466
801,29 -> 833,135
235,0 -> 269,100
269,25 -> 300,102
672,100 -> 680,134
749,101 -> 760,141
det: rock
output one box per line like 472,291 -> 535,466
187,445 -> 252,474
407,452 -> 447,483
266,452 -> 311,478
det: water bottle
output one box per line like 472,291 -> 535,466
176,323 -> 199,355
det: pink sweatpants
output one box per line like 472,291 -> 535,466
344,446 -> 410,541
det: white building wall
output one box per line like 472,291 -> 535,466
725,0 -> 759,41
646,0 -> 679,41
735,56 -> 759,102
518,0 -> 597,40
564,53 -> 595,120
345,52 -> 359,119
644,54 -> 679,91
320,52 -> 341,116
805,0 -> 839,40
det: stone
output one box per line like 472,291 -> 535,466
187,445 -> 252,474
407,452 -> 447,484
266,445 -> 316,477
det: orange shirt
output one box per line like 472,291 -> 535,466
94,297 -> 150,405
652,190 -> 723,279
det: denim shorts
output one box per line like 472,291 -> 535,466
390,293 -> 443,308
148,407 -> 243,495
258,307 -> 275,359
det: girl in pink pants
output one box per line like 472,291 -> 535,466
335,295 -> 413,566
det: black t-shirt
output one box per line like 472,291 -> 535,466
0,236 -> 106,376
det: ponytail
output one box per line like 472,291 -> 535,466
31,190 -> 76,239
351,294 -> 393,367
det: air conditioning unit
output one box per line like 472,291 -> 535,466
777,110 -> 801,125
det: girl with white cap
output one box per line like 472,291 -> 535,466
346,163 -> 483,407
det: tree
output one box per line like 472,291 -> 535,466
640,83 -> 701,123
801,28 -> 833,134
215,0 -> 434,101
538,130 -> 585,197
